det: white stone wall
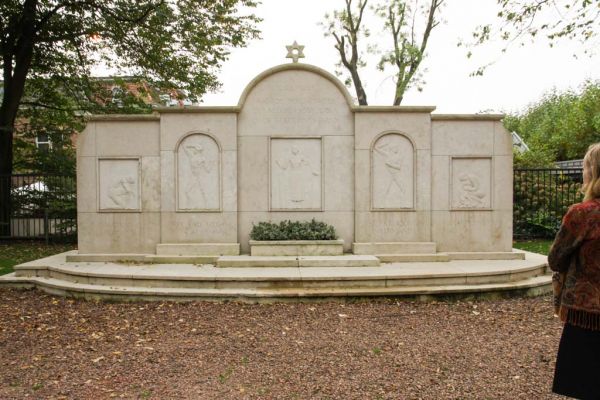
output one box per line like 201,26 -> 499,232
354,111 -> 433,244
77,117 -> 161,254
76,63 -> 514,255
159,112 -> 238,244
431,117 -> 513,252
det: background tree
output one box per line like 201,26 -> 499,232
466,0 -> 600,75
506,80 -> 600,167
0,0 -> 260,176
322,0 -> 444,105
0,0 -> 260,235
322,0 -> 370,105
373,0 -> 444,105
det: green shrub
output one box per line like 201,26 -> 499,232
250,219 -> 338,241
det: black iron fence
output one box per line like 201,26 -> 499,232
514,168 -> 584,239
0,174 -> 77,243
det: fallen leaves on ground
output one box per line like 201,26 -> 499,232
0,289 -> 563,399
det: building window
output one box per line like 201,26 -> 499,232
111,86 -> 124,107
36,133 -> 51,152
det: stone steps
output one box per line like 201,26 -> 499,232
353,242 -> 437,255
216,255 -> 380,268
0,250 -> 553,301
65,251 -> 527,264
11,261 -> 548,289
0,273 -> 552,302
155,243 -> 240,256
66,253 -> 219,264
377,253 -> 450,263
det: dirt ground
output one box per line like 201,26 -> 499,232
0,289 -> 564,399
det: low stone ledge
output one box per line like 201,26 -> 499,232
353,242 -> 437,255
377,253 -> 450,263
156,243 -> 240,256
66,253 -> 149,263
446,251 -> 526,261
216,255 -> 379,268
431,113 -> 505,121
249,240 -> 344,256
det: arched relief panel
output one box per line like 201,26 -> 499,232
371,132 -> 415,210
176,133 -> 221,212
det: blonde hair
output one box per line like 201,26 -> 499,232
583,143 -> 600,201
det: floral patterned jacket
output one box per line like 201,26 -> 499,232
548,199 -> 600,330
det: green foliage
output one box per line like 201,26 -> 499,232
372,0 -> 443,105
513,239 -> 553,256
512,148 -> 554,169
1,0 -> 261,102
1,0 -> 261,176
250,219 -> 338,241
0,241 -> 76,275
513,171 -> 583,238
465,0 -> 599,73
506,81 -> 600,165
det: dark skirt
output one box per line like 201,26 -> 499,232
553,322 -> 600,399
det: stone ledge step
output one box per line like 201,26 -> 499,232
66,253 -> 218,264
447,251 -> 526,261
216,255 -> 380,268
146,256 -> 218,264
377,253 -> 450,263
353,242 -> 437,255
0,274 -> 552,301
12,263 -> 548,289
155,243 -> 240,256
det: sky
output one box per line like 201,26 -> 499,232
200,0 -> 600,114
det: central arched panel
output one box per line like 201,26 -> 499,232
237,64 -> 355,253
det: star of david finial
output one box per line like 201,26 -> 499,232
286,41 -> 305,63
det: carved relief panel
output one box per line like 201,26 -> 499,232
451,157 -> 492,210
270,137 -> 322,210
177,133 -> 221,211
371,133 -> 414,209
98,158 -> 141,211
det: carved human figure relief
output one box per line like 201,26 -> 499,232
451,158 -> 492,209
177,134 -> 220,210
271,138 -> 321,210
108,177 -> 136,208
458,173 -> 486,207
371,134 -> 414,209
98,159 -> 140,210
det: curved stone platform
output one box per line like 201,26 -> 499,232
0,251 -> 551,302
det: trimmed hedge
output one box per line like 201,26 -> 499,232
250,219 -> 338,241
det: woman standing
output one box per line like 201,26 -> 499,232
550,143 -> 600,399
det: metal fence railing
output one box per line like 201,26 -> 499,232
0,174 -> 77,243
513,168 -> 584,239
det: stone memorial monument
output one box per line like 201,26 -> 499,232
75,43 -> 514,261
2,43 -> 552,301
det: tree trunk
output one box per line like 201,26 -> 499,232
350,69 -> 368,105
0,89 -> 18,237
0,109 -> 15,237
0,0 -> 38,236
